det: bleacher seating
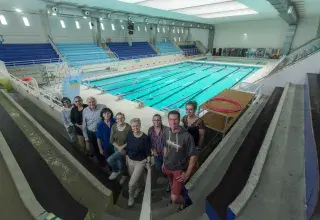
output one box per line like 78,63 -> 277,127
107,42 -> 157,60
155,41 -> 182,54
0,43 -> 59,66
179,44 -> 201,56
56,43 -> 114,67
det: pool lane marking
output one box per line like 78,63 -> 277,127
101,64 -> 205,92
133,66 -> 227,101
149,66 -> 231,108
175,68 -> 256,110
91,63 -> 191,87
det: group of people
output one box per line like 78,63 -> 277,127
61,95 -> 206,209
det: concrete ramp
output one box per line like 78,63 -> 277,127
231,83 -> 306,220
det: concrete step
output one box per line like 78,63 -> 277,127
108,205 -> 141,220
152,203 -> 180,220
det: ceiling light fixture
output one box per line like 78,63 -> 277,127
83,16 -> 87,19
15,8 -> 22,13
52,13 -> 57,16
199,8 -> 258,18
118,0 -> 146,3
100,18 -> 103,21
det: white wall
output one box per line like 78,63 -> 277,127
49,16 -> 93,43
0,11 -> 47,43
214,19 -> 288,49
189,28 -> 209,48
291,18 -> 320,50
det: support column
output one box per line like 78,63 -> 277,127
96,19 -> 102,46
282,25 -> 297,55
92,18 -> 99,45
39,10 -> 52,39
207,27 -> 215,53
316,16 -> 320,38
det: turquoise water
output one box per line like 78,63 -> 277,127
86,62 -> 259,112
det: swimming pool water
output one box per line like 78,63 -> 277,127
86,62 -> 259,112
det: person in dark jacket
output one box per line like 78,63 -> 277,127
70,96 -> 89,154
61,97 -> 77,143
126,118 -> 151,207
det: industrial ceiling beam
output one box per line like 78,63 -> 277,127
267,0 -> 298,25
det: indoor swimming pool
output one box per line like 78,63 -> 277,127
86,62 -> 260,112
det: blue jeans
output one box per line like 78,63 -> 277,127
107,151 -> 125,173
154,156 -> 163,171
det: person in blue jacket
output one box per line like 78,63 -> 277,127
96,108 -> 116,170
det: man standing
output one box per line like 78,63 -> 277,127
83,96 -> 106,166
162,110 -> 197,211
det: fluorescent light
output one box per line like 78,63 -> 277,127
15,8 -> 22,13
120,20 -> 123,23
111,23 -> 115,31
173,28 -> 175,33
182,23 -> 184,26
100,17 -> 103,21
182,29 -> 183,33
199,8 -> 258,18
173,1 -> 248,15
121,24 -> 124,30
145,26 -> 147,32
177,28 -> 179,33
163,27 -> 165,33
52,13 -> 57,16
179,37 -> 181,41
75,21 -> 80,29
60,20 -> 66,28
0,15 -> 7,25
89,22 -> 92,29
83,16 -> 87,19
138,0 -> 229,11
101,23 -> 105,30
118,0 -> 146,3
174,37 -> 177,42
22,17 -> 30,26
157,27 -> 160,32
138,26 -> 140,31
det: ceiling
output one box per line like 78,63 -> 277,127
0,0 -> 319,24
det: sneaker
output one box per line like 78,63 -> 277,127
134,188 -> 142,199
166,183 -> 171,192
119,176 -> 127,185
109,172 -> 121,180
128,196 -> 134,207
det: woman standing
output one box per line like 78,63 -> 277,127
182,101 -> 206,150
61,97 -> 77,143
70,96 -> 89,154
96,108 -> 116,166
107,112 -> 131,180
126,118 -> 151,207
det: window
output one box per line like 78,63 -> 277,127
60,20 -> 66,28
174,37 -> 177,42
75,21 -> 80,29
0,15 -> 7,25
111,23 -> 115,31
145,26 -> 147,32
138,26 -> 140,31
101,23 -> 105,30
22,17 -> 30,27
89,22 -> 92,29
163,27 -> 165,33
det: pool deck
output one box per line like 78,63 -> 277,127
80,58 -> 279,132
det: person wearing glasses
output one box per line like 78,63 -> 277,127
182,101 -> 205,150
96,108 -> 116,171
107,112 -> 131,181
61,97 -> 77,143
163,110 -> 197,211
70,96 -> 89,154
82,96 -> 107,167
126,118 -> 151,207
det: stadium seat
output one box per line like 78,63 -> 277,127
56,43 -> 115,67
107,42 -> 157,60
155,42 -> 182,55
0,43 -> 59,66
179,44 -> 201,56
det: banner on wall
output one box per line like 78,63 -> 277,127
62,74 -> 81,100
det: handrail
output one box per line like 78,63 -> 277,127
9,74 -> 62,109
290,36 -> 320,54
48,35 -> 65,61
4,58 -> 63,66
139,167 -> 151,220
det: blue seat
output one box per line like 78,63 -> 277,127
179,44 -> 201,55
56,42 -> 113,65
107,42 -> 157,60
0,44 -> 59,65
155,42 -> 182,55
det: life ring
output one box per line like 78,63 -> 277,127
22,76 -> 33,82
205,97 -> 242,113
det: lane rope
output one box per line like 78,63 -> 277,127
205,97 -> 242,113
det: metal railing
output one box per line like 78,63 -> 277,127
4,58 -> 63,67
139,167 -> 151,220
182,48 -> 202,57
48,35 -> 65,61
9,74 -> 62,109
